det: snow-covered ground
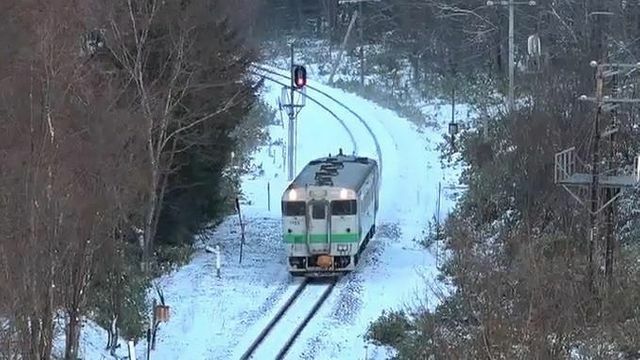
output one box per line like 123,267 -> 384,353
58,65 -> 467,359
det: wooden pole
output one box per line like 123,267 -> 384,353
328,10 -> 359,84
236,197 -> 245,264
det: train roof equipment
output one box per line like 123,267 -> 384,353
286,150 -> 378,191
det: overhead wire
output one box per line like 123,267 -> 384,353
249,70 -> 359,155
251,65 -> 383,176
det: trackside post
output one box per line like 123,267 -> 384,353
236,197 -> 245,264
128,340 -> 137,360
215,244 -> 221,278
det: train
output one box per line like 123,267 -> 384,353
281,149 -> 380,276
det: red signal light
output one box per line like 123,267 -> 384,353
293,65 -> 307,89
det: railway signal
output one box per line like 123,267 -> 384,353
293,65 -> 307,89
448,121 -> 459,137
448,121 -> 459,153
281,46 -> 308,181
449,79 -> 459,152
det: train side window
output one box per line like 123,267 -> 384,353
282,201 -> 305,216
331,200 -> 357,216
312,203 -> 326,219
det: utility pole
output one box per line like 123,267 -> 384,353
449,59 -> 458,151
587,64 -> 604,294
555,60 -> 640,295
486,0 -> 537,113
450,82 -> 457,152
288,45 -> 295,181
328,9 -> 359,84
359,0 -> 364,88
337,0 -> 378,87
604,80 -> 619,288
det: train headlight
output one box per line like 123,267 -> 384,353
337,244 -> 348,251
340,188 -> 348,199
288,189 -> 297,201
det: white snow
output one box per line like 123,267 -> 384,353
57,63 -> 468,359
231,281 -> 333,360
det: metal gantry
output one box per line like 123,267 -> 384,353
554,60 -> 640,290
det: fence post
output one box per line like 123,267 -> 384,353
150,298 -> 156,351
436,182 -> 442,267
236,197 -> 245,264
215,245 -> 221,278
128,340 -> 137,360
267,182 -> 271,212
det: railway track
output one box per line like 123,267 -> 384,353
240,278 -> 338,360
235,67 -> 379,358
248,71 -> 359,154
251,64 -> 383,177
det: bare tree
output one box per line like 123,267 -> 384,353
102,0 -> 255,270
0,1 -> 148,357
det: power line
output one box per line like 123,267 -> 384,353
248,69 -> 358,155
252,64 -> 383,175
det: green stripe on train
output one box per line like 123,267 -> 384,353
283,233 -> 360,244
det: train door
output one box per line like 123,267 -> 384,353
306,200 -> 330,254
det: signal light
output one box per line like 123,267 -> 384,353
293,65 -> 307,89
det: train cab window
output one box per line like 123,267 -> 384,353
331,200 -> 357,216
282,201 -> 305,216
312,203 -> 326,219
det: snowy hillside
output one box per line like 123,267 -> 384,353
62,66 -> 467,360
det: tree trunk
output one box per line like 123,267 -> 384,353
28,313 -> 40,359
112,324 -> 119,355
64,311 -> 81,360
106,326 -> 112,350
40,277 -> 55,360
143,147 -> 159,271
409,53 -> 420,85
150,138 -> 177,247
328,0 -> 338,42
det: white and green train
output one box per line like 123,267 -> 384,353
281,149 -> 380,276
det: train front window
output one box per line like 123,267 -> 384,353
331,200 -> 357,216
312,203 -> 326,219
282,201 -> 305,216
